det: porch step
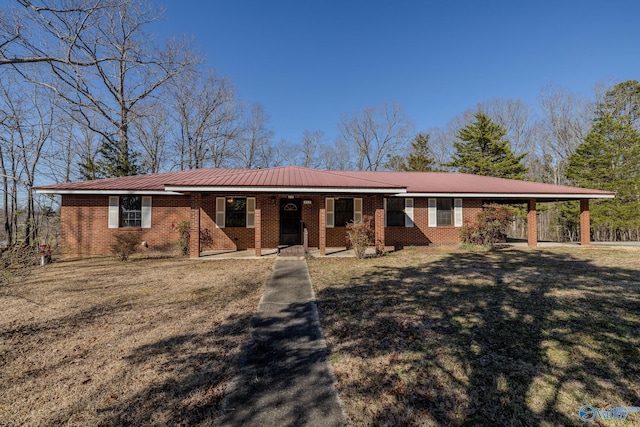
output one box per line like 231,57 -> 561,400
278,245 -> 306,257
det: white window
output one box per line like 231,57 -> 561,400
215,196 -> 255,228
428,198 -> 462,227
108,196 -> 151,229
325,197 -> 363,227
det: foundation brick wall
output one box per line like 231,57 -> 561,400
60,194 -> 486,257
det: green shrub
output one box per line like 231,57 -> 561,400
461,205 -> 514,248
110,232 -> 141,261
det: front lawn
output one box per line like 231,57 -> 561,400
310,246 -> 640,426
0,256 -> 273,426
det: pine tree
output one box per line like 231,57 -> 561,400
79,140 -> 142,180
449,113 -> 527,179
401,133 -> 435,171
97,139 -> 142,178
566,113 -> 640,238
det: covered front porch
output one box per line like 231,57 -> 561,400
186,193 -> 389,258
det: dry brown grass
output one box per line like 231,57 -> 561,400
0,255 -> 274,426
310,246 -> 640,426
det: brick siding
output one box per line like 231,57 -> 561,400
60,194 -> 485,256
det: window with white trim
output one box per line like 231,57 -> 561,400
325,197 -> 362,228
428,198 -> 463,227
437,199 -> 453,226
215,197 -> 256,228
335,198 -> 353,227
384,198 -> 414,227
108,196 -> 152,228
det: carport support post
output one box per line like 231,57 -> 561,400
319,198 -> 326,256
374,196 -> 385,253
254,198 -> 262,257
190,193 -> 201,258
580,199 -> 591,246
527,199 -> 537,247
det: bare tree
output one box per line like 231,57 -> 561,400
477,98 -> 535,158
170,69 -> 241,170
295,130 -> 324,168
1,0 -> 122,66
0,71 -> 56,245
537,85 -> 593,184
132,97 -> 171,173
233,103 -> 274,169
337,102 -> 413,171
318,139 -> 352,170
4,0 -> 198,176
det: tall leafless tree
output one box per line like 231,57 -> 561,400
3,0 -> 199,176
132,97 -> 171,173
337,102 -> 413,171
0,70 -> 56,245
296,129 -> 324,168
170,69 -> 242,170
233,103 -> 274,169
537,85 -> 593,184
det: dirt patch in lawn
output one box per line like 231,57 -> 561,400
0,255 -> 273,426
310,246 -> 640,426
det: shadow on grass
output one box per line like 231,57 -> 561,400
315,249 -> 640,426
0,301 -> 256,426
95,312 -> 255,427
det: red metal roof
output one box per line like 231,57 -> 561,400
35,166 -> 615,199
334,171 -> 613,196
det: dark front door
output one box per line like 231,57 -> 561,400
280,198 -> 302,246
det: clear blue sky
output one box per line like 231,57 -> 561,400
3,0 -> 633,146
157,0 -> 639,144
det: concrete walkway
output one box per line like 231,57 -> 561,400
217,258 -> 347,427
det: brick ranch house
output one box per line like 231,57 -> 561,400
35,166 -> 615,258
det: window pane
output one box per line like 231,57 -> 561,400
437,199 -> 453,226
386,198 -> 405,226
334,198 -> 354,227
120,196 -> 142,227
225,197 -> 246,227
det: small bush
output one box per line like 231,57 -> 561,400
0,244 -> 39,285
175,220 -> 190,256
111,232 -> 141,261
346,216 -> 374,259
461,205 -> 514,248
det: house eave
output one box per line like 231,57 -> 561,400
395,192 -> 616,200
34,189 -> 186,196
164,186 -> 406,194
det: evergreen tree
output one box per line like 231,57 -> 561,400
401,133 -> 435,171
449,113 -> 527,179
598,80 -> 640,128
79,140 -> 142,180
566,113 -> 640,238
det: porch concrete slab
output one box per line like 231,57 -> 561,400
217,258 -> 347,427
199,249 -> 278,259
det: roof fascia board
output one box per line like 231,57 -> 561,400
164,186 -> 406,194
35,189 -> 185,196
395,193 -> 615,199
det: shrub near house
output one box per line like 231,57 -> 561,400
461,205 -> 514,247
